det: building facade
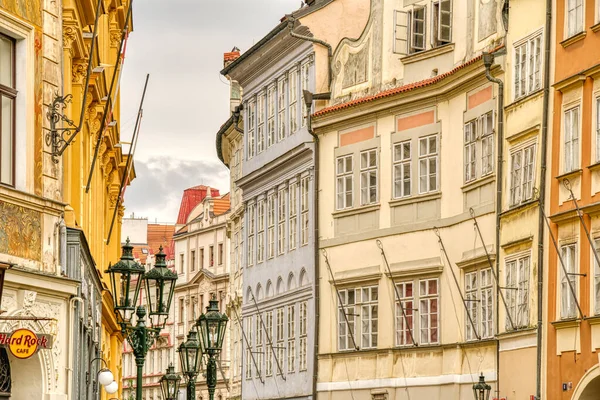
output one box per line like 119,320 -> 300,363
172,190 -> 231,400
308,0 -> 518,399
546,0 -> 600,399
220,7 -> 326,397
216,48 -> 245,400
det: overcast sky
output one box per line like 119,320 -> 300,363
121,0 -> 302,223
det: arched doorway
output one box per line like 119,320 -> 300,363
572,364 -> 600,400
0,349 -> 10,399
7,350 -> 43,399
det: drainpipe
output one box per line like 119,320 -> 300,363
287,17 -> 333,91
483,52 -> 503,399
67,296 -> 84,398
536,0 -> 552,398
304,90 -> 329,400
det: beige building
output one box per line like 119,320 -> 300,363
173,190 -> 232,399
305,0 -> 541,398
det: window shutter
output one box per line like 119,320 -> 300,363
438,0 -> 452,43
394,10 -> 409,55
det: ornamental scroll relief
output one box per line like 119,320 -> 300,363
0,201 -> 42,261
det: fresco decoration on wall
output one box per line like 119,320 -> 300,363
478,0 -> 498,41
342,41 -> 370,90
34,29 -> 44,196
0,201 -> 42,261
0,0 -> 43,26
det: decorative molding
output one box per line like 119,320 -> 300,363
0,201 -> 42,261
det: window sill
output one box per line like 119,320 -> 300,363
389,191 -> 441,207
400,43 -> 454,65
332,203 -> 380,218
560,31 -> 586,48
496,326 -> 537,339
591,22 -> 600,33
555,168 -> 582,181
585,315 -> 600,325
505,89 -> 544,112
551,318 -> 581,329
501,199 -> 538,218
588,161 -> 600,172
461,174 -> 495,193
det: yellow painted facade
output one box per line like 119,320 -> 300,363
62,1 -> 134,399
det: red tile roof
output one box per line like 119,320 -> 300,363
176,186 -> 220,225
224,51 -> 241,62
132,223 -> 175,263
313,55 -> 484,118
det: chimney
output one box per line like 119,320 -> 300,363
223,47 -> 242,112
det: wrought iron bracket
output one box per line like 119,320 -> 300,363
45,94 -> 80,163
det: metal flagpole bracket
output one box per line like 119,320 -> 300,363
46,94 -> 78,163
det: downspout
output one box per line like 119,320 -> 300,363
67,296 -> 84,398
287,17 -> 333,90
536,0 -> 552,398
483,52 -> 503,398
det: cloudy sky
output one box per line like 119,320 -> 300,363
121,0 -> 301,223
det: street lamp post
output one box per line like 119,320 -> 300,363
159,363 -> 182,400
106,240 -> 178,400
177,330 -> 203,400
195,297 -> 228,400
472,373 -> 492,400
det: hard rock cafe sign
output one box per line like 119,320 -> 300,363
0,328 -> 53,359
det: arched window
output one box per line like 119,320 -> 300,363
0,348 -> 11,398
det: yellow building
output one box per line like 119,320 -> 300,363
61,0 -> 134,399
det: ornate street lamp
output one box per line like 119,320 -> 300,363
106,241 -> 178,400
195,296 -> 228,400
472,373 -> 492,400
159,363 -> 182,400
106,238 -> 145,323
144,246 -> 177,329
178,330 -> 203,400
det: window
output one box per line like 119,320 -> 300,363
247,203 -> 255,267
509,144 -> 536,206
278,78 -> 286,141
336,155 -> 353,210
410,6 -> 426,53
338,286 -> 378,350
257,93 -> 265,153
464,120 -> 477,182
465,269 -> 494,340
267,86 -> 275,147
179,254 -> 184,274
395,282 -> 414,346
299,301 -> 308,370
257,200 -> 265,263
506,255 -> 530,329
245,316 -> 253,379
218,243 -> 223,265
594,239 -> 600,315
287,304 -> 296,372
276,307 -> 284,372
301,177 -> 309,246
247,100 -> 256,159
393,141 -> 411,198
419,135 -> 438,193
463,111 -> 494,183
267,194 -> 275,258
567,0 -> 583,38
564,106 -> 580,173
393,10 -> 409,54
209,245 -> 214,267
432,0 -> 452,46
418,279 -> 439,344
597,98 -> 600,162
561,244 -> 578,319
301,63 -> 310,128
256,315 -> 263,375
265,311 -> 273,376
200,248 -> 204,269
278,188 -> 286,255
289,182 -> 297,251
514,33 -> 542,100
289,69 -> 298,134
191,250 -> 196,272
360,149 -> 378,205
